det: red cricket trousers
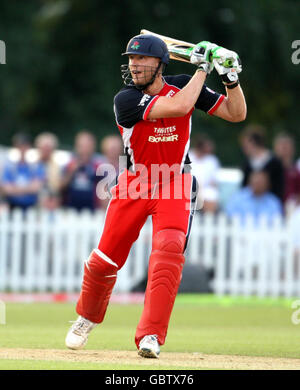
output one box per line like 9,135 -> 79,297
99,170 -> 197,267
77,169 -> 198,347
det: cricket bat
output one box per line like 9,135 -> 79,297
140,29 -> 236,68
140,29 -> 195,63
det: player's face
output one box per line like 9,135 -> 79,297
128,55 -> 160,86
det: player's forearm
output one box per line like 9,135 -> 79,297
223,84 -> 247,122
148,70 -> 206,119
171,70 -> 207,114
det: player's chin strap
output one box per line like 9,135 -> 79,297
136,61 -> 164,90
121,61 -> 165,90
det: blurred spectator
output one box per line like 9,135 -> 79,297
60,131 -> 105,211
98,135 -> 123,209
239,124 -> 285,202
273,132 -> 300,215
1,133 -> 45,211
225,171 -> 282,225
100,134 -> 123,187
190,133 -> 220,213
35,132 -> 62,210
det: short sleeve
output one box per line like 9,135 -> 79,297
195,85 -> 225,115
164,74 -> 192,89
114,88 -> 159,128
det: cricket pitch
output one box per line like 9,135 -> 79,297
0,348 -> 300,370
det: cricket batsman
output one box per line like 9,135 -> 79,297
65,33 -> 246,358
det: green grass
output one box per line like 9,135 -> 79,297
0,294 -> 299,369
0,360 -> 199,370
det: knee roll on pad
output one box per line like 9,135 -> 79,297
85,249 -> 118,277
152,229 -> 186,254
151,229 -> 186,292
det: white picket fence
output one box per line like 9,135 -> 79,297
0,208 -> 300,297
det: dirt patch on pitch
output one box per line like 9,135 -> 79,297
0,348 -> 300,370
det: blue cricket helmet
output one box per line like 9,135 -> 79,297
122,34 -> 169,65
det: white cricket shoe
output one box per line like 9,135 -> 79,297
65,316 -> 97,350
138,335 -> 160,358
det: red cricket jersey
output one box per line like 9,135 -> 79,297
114,74 -> 224,180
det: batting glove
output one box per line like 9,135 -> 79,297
211,46 -> 242,85
190,41 -> 216,74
